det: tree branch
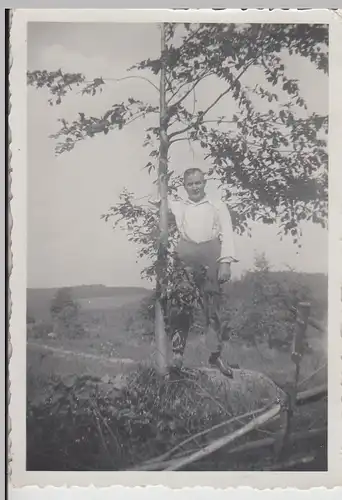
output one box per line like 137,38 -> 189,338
105,75 -> 160,93
168,58 -> 259,140
201,119 -> 236,125
125,111 -> 152,126
169,136 -> 191,147
167,70 -> 212,106
134,403 -> 275,471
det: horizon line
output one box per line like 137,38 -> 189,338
27,269 -> 329,290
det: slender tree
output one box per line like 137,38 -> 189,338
155,24 -> 169,373
28,22 -> 328,372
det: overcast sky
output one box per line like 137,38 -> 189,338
27,22 -> 328,289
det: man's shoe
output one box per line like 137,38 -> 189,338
208,353 -> 234,378
170,352 -> 183,371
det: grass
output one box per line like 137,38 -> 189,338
26,365 -> 283,471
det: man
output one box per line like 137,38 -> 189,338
152,167 -> 237,377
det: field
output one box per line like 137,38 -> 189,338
26,273 -> 328,471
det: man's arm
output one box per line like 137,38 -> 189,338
217,201 -> 238,264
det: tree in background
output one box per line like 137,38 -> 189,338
50,287 -> 84,338
224,253 -> 312,350
28,22 -> 328,370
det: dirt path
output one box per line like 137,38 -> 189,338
28,341 -> 138,366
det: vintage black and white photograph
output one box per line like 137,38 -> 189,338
8,8 -> 342,488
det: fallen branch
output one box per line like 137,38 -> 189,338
296,384 -> 327,406
131,426 -> 326,471
133,403 -> 274,471
227,426 -> 326,456
297,364 -> 327,389
165,403 -> 281,471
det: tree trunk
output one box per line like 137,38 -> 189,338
155,23 -> 169,375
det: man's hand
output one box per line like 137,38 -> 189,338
218,262 -> 231,283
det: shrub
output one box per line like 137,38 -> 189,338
124,293 -> 156,338
222,254 -> 312,350
50,287 -> 85,338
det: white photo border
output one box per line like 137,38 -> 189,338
8,8 -> 342,488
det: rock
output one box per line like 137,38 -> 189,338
199,367 -> 286,406
153,364 -> 284,416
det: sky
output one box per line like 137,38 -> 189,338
27,22 -> 328,289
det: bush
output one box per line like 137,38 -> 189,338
50,287 -> 85,338
124,293 -> 156,338
222,254 -> 312,350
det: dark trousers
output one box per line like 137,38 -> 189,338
168,238 -> 225,356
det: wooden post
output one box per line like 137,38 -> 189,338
277,301 -> 311,458
154,23 -> 169,375
291,301 -> 311,395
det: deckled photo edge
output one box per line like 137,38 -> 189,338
8,8 -> 342,489
7,7 -> 14,483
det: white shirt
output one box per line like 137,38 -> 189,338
151,194 -> 237,263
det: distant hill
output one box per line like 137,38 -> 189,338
27,272 -> 327,323
27,285 -> 151,322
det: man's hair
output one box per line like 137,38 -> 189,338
183,167 -> 205,183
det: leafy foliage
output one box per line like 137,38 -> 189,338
101,189 -> 181,279
27,365 -> 279,471
224,254 -> 312,350
28,22 -> 328,242
27,69 -> 87,105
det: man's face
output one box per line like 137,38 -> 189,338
184,172 -> 206,202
